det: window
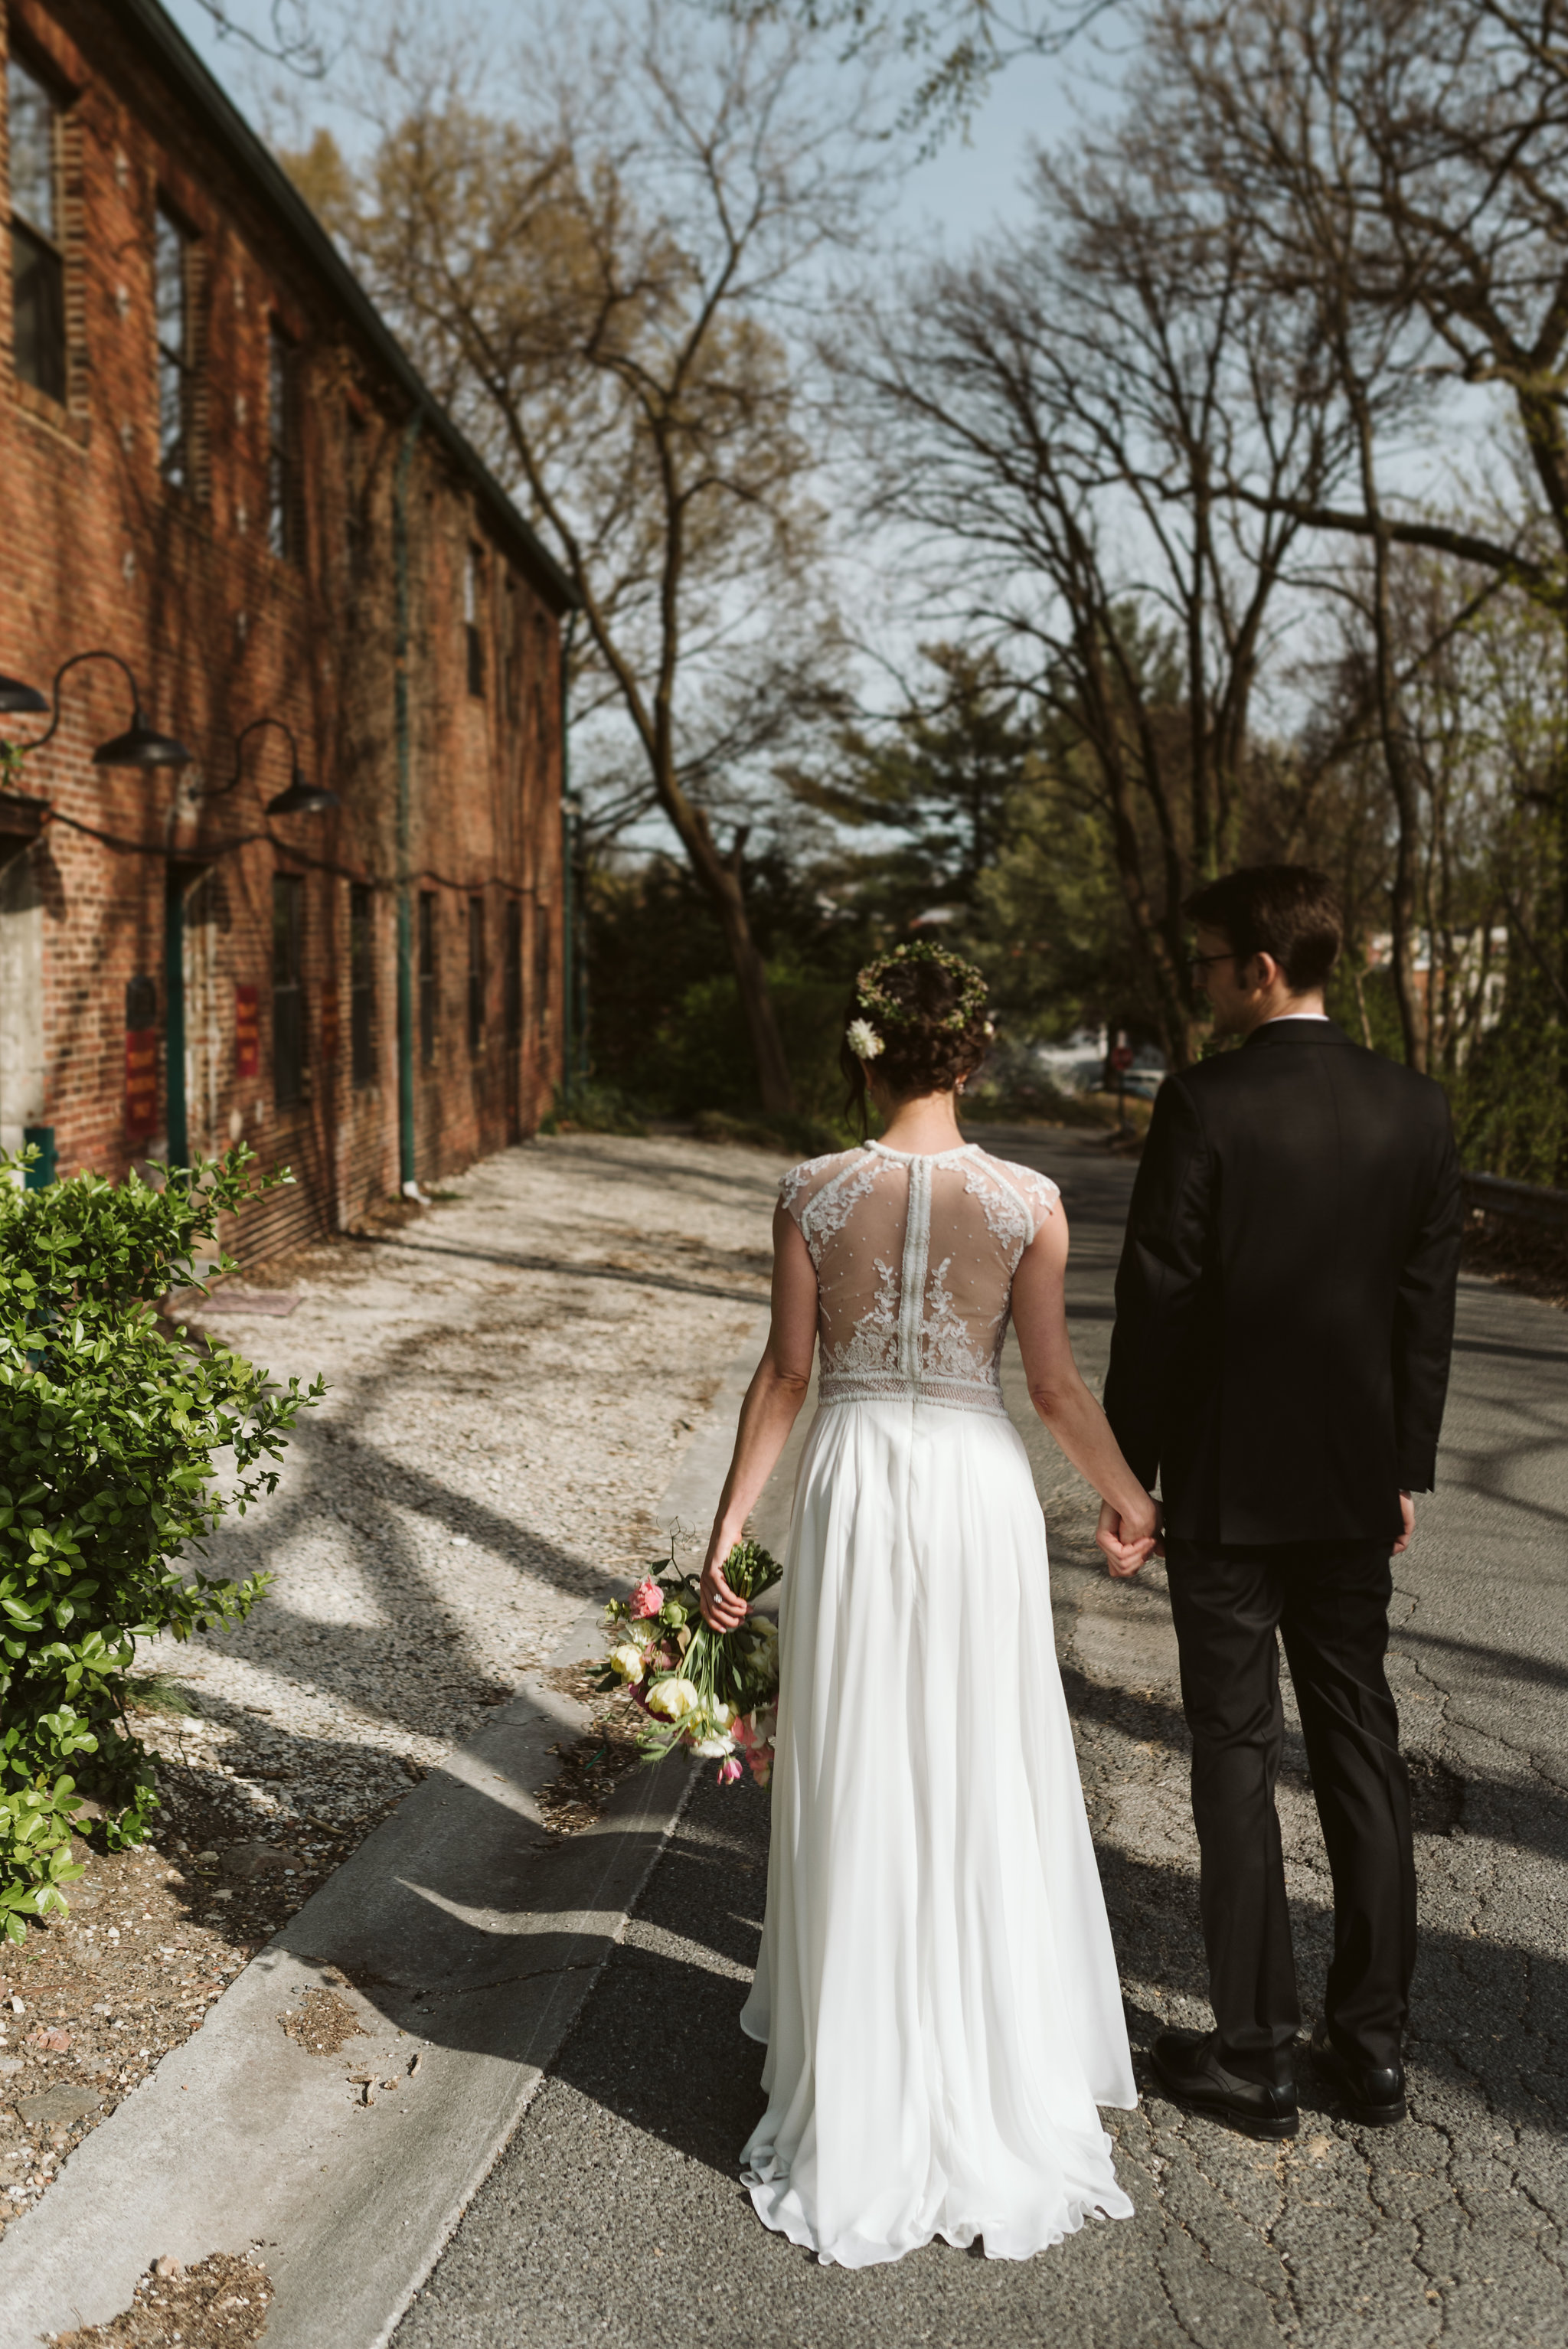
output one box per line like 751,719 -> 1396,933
418,891 -> 438,1067
464,544 -> 485,698
534,900 -> 553,1038
349,883 -> 374,1089
155,203 -> 195,489
467,896 -> 485,1056
344,403 -> 368,578
266,321 -> 301,563
7,54 -> 64,402
272,875 -> 305,1108
505,900 -> 523,1055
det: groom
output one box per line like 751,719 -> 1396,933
1098,865 -> 1462,2138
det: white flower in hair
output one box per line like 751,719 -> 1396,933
846,1017 -> 884,1060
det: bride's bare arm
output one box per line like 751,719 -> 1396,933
1010,1204 -> 1158,1575
699,1204 -> 818,1632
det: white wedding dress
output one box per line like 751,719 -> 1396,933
740,1139 -> 1137,2267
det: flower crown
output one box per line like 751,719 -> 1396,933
845,940 -> 993,1061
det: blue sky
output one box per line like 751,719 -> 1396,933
162,0 -> 1097,253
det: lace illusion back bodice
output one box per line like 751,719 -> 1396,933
779,1141 -> 1060,1416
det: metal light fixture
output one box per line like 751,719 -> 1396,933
6,649 -> 191,769
207,715 -> 339,817
0,674 -> 48,716
266,772 -> 340,816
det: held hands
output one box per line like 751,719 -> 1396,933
701,1530 -> 751,1633
1096,1493 -> 1161,1580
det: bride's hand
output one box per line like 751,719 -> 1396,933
1096,1495 -> 1159,1580
701,1540 -> 750,1634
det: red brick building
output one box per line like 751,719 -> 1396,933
0,0 -> 574,1257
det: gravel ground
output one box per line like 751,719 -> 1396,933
0,1131 -> 782,2252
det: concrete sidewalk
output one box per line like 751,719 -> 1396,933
0,1311 -> 769,2349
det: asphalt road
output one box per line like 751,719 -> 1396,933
393,1129 -> 1568,2349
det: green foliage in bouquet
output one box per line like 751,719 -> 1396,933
0,1143 -> 324,1940
600,1538 -> 783,1784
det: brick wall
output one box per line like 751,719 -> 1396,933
0,0 -> 568,1264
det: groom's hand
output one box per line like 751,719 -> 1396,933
1096,1497 -> 1158,1579
1392,1489 -> 1416,1556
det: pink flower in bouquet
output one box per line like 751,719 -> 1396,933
718,1755 -> 743,1785
628,1577 -> 663,1620
733,1708 -> 776,1786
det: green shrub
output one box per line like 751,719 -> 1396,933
0,1145 -> 322,1941
643,965 -> 854,1128
538,1081 -> 649,1138
691,1108 -> 841,1155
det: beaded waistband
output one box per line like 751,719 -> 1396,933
818,1372 -> 1009,1419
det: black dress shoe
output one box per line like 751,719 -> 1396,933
1311,2020 -> 1406,2127
1148,2028 -> 1298,2139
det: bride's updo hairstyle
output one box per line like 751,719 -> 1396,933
841,942 -> 994,1135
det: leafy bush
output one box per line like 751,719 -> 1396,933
642,965 -> 857,1127
691,1108 -> 841,1155
0,1145 -> 322,1941
538,1081 -> 649,1137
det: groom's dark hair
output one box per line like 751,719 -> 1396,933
1183,865 -> 1342,993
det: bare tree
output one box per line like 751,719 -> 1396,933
188,0 -> 328,74
838,131 -> 1363,1064
291,3 -> 868,1112
715,1 -> 1122,129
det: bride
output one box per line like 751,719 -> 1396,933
699,943 -> 1158,2269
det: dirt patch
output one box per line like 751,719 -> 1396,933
535,1665 -> 649,1835
0,1810 -> 346,2252
277,1986 -> 366,2057
50,2250 -> 273,2345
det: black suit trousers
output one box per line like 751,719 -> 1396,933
1164,1537 -> 1416,2082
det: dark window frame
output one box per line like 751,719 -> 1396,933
467,896 -> 486,1057
464,542 -> 485,698
534,899 -> 553,1039
344,400 -> 368,580
349,881 -> 375,1090
155,198 -> 198,492
272,874 -> 305,1109
418,890 -> 438,1069
504,898 -> 523,1056
7,50 -> 66,404
266,319 -> 302,565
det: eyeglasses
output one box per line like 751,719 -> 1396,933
1186,950 -> 1236,973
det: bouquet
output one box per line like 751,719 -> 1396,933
598,1538 -> 782,1785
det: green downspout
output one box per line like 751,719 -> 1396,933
394,413 -> 421,1193
559,610 -> 577,1109
165,872 -> 188,1167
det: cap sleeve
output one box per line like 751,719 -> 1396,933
779,1152 -> 839,1228
998,1159 -> 1061,1243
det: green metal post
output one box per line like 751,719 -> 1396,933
560,799 -> 574,1110
394,413 -> 422,1192
165,872 -> 188,1166
558,609 -> 577,1109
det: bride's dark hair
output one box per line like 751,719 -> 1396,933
840,944 -> 993,1137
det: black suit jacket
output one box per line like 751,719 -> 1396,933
1103,1018 -> 1463,1544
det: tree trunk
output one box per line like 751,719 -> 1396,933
687,809 -> 796,1115
1348,370 -> 1427,1072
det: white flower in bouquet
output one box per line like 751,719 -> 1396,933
645,1676 -> 701,1721
846,1017 -> 884,1061
609,1642 -> 647,1683
694,1733 -> 737,1758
